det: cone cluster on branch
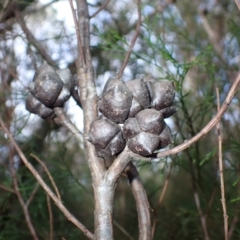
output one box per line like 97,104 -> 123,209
26,63 -> 73,119
88,76 -> 176,158
25,63 -> 176,158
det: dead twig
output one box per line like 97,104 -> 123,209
68,0 -> 86,66
113,220 -> 134,240
117,0 -> 142,78
235,0 -> 240,11
125,162 -> 151,240
54,107 -> 83,142
216,88 -> 228,240
9,147 -> 39,240
13,6 -> 57,67
0,184 -> 15,193
26,182 -> 40,207
151,164 -> 172,238
157,73 -> 240,158
193,191 -> 209,240
228,213 -> 239,240
47,194 -> 54,240
90,0 -> 111,18
0,117 -> 94,240
30,153 -> 61,200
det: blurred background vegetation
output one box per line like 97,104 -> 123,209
0,0 -> 240,239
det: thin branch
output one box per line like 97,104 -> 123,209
0,184 -> 15,193
30,153 -> 61,200
90,0 -> 111,18
69,0 -> 86,66
107,146 -> 150,185
151,164 -> 172,238
113,220 -> 134,240
235,0 -> 240,11
117,0 -> 142,78
198,11 -> 223,56
184,145 -> 209,240
1,0 -> 59,29
193,191 -> 209,240
13,6 -> 57,67
228,213 -> 239,240
147,0 -> 174,20
228,163 -> 240,239
0,117 -> 94,240
125,162 -> 152,240
206,185 -> 217,216
157,73 -> 240,158
216,88 -> 228,240
26,182 -> 40,207
47,194 -> 54,240
9,149 -> 39,240
54,107 -> 83,142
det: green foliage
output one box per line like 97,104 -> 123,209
1,0 -> 240,239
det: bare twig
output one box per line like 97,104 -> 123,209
13,6 -> 57,67
30,153 -> 61,200
9,148 -> 39,240
117,0 -> 142,78
193,191 -> 209,240
0,0 -> 59,29
147,0 -> 174,19
54,107 -> 83,142
206,185 -> 217,216
228,214 -> 239,240
107,147 -> 150,184
47,194 -> 54,240
198,11 -> 223,56
0,117 -> 94,240
216,88 -> 228,240
68,0 -> 85,66
90,0 -> 111,18
0,184 -> 15,193
26,182 -> 40,207
113,220 -> 134,240
235,0 -> 240,11
125,162 -> 151,240
228,164 -> 240,239
157,73 -> 240,158
151,164 -> 172,238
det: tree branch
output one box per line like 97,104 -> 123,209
69,0 -> 86,66
0,117 -> 94,240
30,153 -> 61,200
13,6 -> 57,67
125,162 -> 152,240
157,72 -> 240,158
235,0 -> 240,11
47,194 -> 54,240
90,0 -> 111,19
117,0 -> 142,78
0,184 -> 15,193
26,182 -> 40,207
9,147 -> 39,240
107,147 -> 150,185
54,107 -> 83,142
216,88 -> 228,240
193,190 -> 209,240
151,164 -> 172,238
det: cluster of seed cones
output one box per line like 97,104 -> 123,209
26,63 -> 73,119
88,76 -> 176,158
25,63 -> 175,158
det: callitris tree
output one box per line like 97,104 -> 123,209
1,0 -> 240,240
25,56 -> 176,239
